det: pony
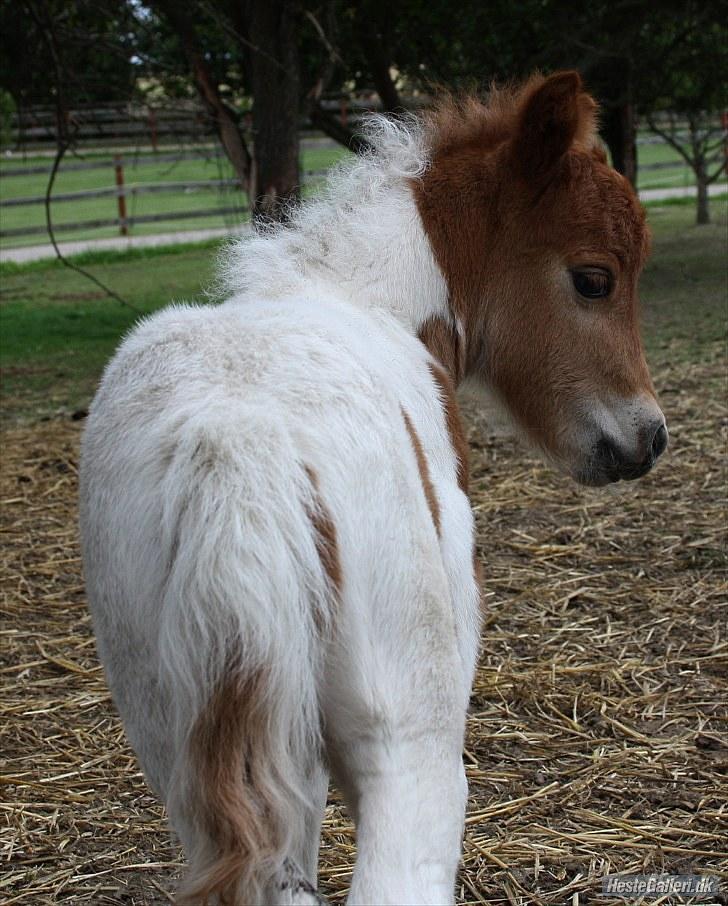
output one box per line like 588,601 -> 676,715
79,71 -> 667,905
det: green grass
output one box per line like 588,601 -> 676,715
640,204 -> 727,366
1,204 -> 725,426
635,140 -> 691,190
0,241 -> 224,421
0,146 -> 351,248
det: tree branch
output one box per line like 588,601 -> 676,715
708,159 -> 727,184
43,143 -> 141,314
308,102 -> 374,155
353,9 -> 403,114
22,0 -> 139,314
151,0 -> 252,193
645,115 -> 697,169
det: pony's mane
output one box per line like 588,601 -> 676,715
215,114 -> 429,301
423,82 -> 531,157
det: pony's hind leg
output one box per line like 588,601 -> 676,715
266,758 -> 330,905
323,576 -> 470,905
334,728 -> 466,906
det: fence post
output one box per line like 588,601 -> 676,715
148,108 -> 158,152
114,155 -> 128,236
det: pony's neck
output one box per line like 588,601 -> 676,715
306,181 -> 450,335
225,157 -> 451,338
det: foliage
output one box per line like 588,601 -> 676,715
1,1 -> 725,224
4,1 -> 726,118
0,2 -> 136,110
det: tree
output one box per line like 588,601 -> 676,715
246,0 -> 301,222
4,1 -> 135,110
7,0 -> 725,228
144,0 -> 319,223
639,12 -> 727,224
145,0 -> 253,193
647,111 -> 726,224
4,1 -> 136,151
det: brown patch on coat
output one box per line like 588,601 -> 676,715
417,316 -> 463,383
304,465 -> 343,600
401,407 -> 441,535
428,362 -> 469,494
473,545 -> 483,607
413,71 -> 656,458
182,659 -> 278,906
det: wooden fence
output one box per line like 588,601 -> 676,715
1,130 -> 722,244
0,151 -> 328,241
9,98 -> 378,152
13,103 -> 213,149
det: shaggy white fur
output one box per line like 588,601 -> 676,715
216,114 -> 449,332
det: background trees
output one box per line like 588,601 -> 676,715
3,0 -> 726,225
637,7 -> 728,224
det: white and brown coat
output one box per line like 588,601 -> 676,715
80,72 -> 665,906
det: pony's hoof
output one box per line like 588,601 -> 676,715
278,859 -> 329,905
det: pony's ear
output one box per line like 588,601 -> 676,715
512,71 -> 595,182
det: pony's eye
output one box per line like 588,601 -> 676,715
571,268 -> 613,300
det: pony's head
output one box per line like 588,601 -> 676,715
415,71 -> 667,486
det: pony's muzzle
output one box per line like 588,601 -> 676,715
596,418 -> 668,483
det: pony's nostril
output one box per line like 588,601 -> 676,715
650,423 -> 668,461
594,428 -> 666,484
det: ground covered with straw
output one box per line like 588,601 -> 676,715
2,211 -> 727,904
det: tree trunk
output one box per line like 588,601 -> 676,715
695,159 -> 710,225
153,0 -> 252,191
602,102 -> 638,187
353,8 -> 403,115
687,116 -> 711,225
247,0 -> 301,224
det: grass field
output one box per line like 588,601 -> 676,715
1,204 -> 726,904
0,242 -> 223,423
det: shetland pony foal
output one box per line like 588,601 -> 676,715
80,72 -> 667,905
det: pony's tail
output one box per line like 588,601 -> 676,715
173,660 -> 273,903
156,404 -> 331,904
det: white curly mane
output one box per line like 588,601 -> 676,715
217,116 -> 448,332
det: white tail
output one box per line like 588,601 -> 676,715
83,394 -> 333,903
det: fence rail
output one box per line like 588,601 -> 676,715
0,152 -> 328,240
8,97 -> 380,151
0,207 -> 247,239
1,179 -> 242,208
1,150 -> 225,177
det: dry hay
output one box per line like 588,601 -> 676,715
1,350 -> 727,905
